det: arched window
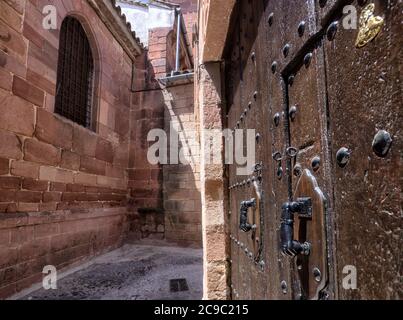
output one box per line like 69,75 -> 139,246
55,16 -> 94,129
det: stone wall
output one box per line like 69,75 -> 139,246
0,0 -> 134,297
195,0 -> 237,300
127,0 -> 201,246
163,83 -> 202,247
127,87 -> 165,240
0,208 -> 127,299
126,26 -> 167,241
127,81 -> 201,246
197,63 -> 229,300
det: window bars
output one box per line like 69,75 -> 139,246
55,17 -> 94,129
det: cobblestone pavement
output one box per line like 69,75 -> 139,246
20,243 -> 203,300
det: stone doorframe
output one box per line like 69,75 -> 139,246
196,0 -> 237,300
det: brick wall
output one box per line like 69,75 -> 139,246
148,28 -> 171,79
0,0 -> 134,297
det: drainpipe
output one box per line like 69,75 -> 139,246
173,7 -> 182,76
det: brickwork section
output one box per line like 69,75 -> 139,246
132,30 -> 170,92
148,28 -> 171,79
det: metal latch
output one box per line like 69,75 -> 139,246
239,199 -> 256,232
280,198 -> 312,257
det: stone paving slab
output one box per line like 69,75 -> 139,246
20,243 -> 203,300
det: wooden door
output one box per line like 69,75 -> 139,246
225,0 -> 401,300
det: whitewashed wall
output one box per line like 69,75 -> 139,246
117,0 -> 175,47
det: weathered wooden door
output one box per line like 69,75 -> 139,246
226,0 -> 401,300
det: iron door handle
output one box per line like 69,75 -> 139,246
280,199 -> 312,257
239,199 -> 256,232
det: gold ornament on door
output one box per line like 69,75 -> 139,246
356,3 -> 384,48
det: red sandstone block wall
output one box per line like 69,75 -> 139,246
0,0 -> 132,213
127,89 -> 165,240
127,15 -> 173,241
0,0 -> 135,297
0,208 -> 127,299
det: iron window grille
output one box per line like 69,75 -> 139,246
55,17 -> 94,129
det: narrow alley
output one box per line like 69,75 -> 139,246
0,0 -> 400,302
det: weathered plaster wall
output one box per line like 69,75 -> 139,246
117,0 -> 175,47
